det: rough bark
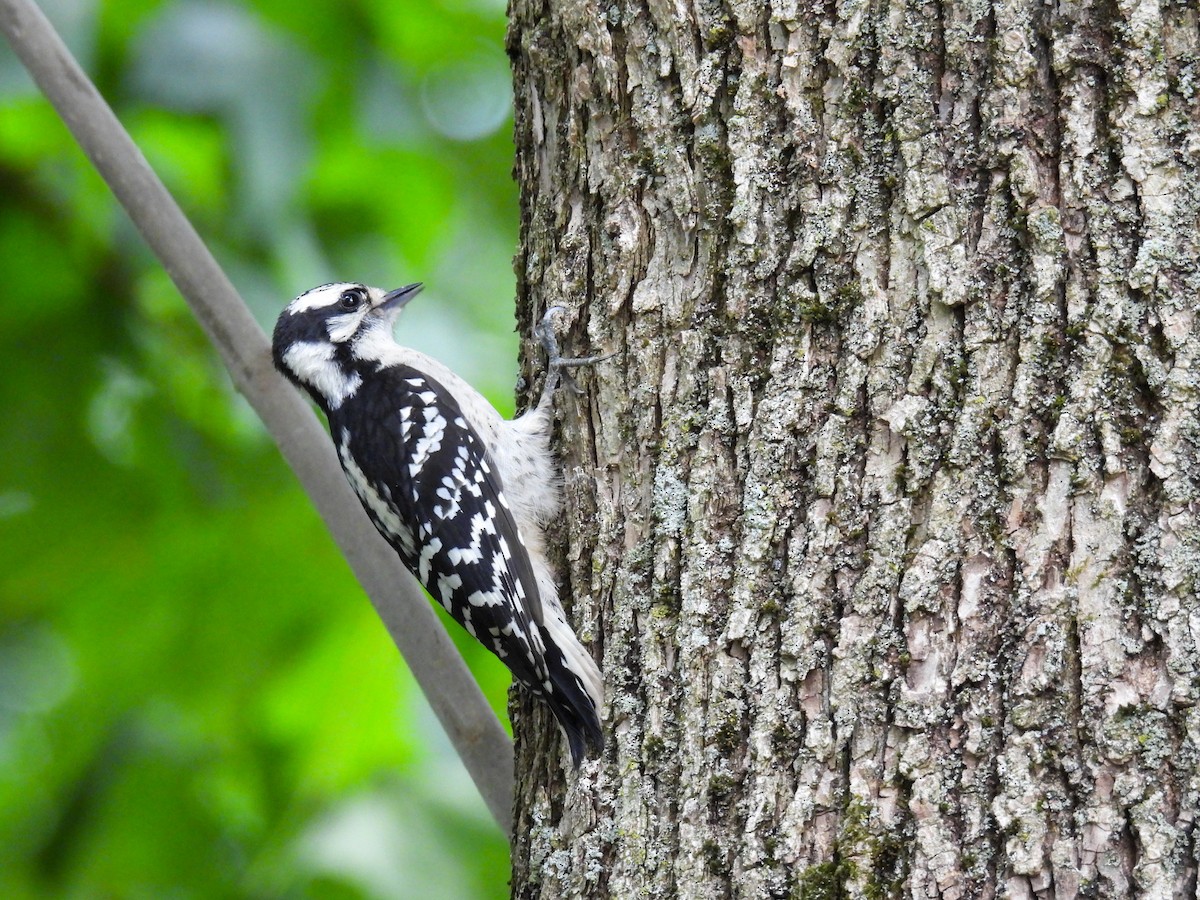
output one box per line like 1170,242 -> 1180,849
507,0 -> 1200,897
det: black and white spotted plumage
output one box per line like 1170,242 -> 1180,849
272,281 -> 603,765
333,369 -> 547,677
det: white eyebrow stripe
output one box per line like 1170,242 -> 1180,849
287,282 -> 361,314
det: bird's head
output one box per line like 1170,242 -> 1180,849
272,281 -> 422,408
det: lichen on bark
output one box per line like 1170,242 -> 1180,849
507,0 -> 1200,897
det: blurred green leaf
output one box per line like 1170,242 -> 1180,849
128,109 -> 229,220
307,143 -> 456,268
0,214 -> 88,327
0,98 -> 71,165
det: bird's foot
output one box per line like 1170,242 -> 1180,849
535,306 -> 613,405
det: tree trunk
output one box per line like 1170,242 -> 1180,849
506,0 -> 1200,897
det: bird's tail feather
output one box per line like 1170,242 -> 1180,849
540,613 -> 604,767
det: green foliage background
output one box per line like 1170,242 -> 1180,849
0,0 -> 519,896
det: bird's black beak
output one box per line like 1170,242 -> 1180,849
379,283 -> 423,311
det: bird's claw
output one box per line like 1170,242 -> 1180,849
535,306 -> 568,361
534,307 -> 611,405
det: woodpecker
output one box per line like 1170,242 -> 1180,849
272,282 -> 604,765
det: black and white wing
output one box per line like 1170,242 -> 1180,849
331,366 -> 554,694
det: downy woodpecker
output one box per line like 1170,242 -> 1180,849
272,282 -> 604,765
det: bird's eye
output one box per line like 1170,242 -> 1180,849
338,287 -> 366,311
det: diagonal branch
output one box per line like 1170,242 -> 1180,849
0,0 -> 513,835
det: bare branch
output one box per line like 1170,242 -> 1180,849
0,0 -> 513,834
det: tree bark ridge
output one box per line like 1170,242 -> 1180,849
508,1 -> 1200,897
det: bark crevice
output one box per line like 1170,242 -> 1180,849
509,1 -> 1200,897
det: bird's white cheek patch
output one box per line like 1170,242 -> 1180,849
326,312 -> 364,344
282,341 -> 362,409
